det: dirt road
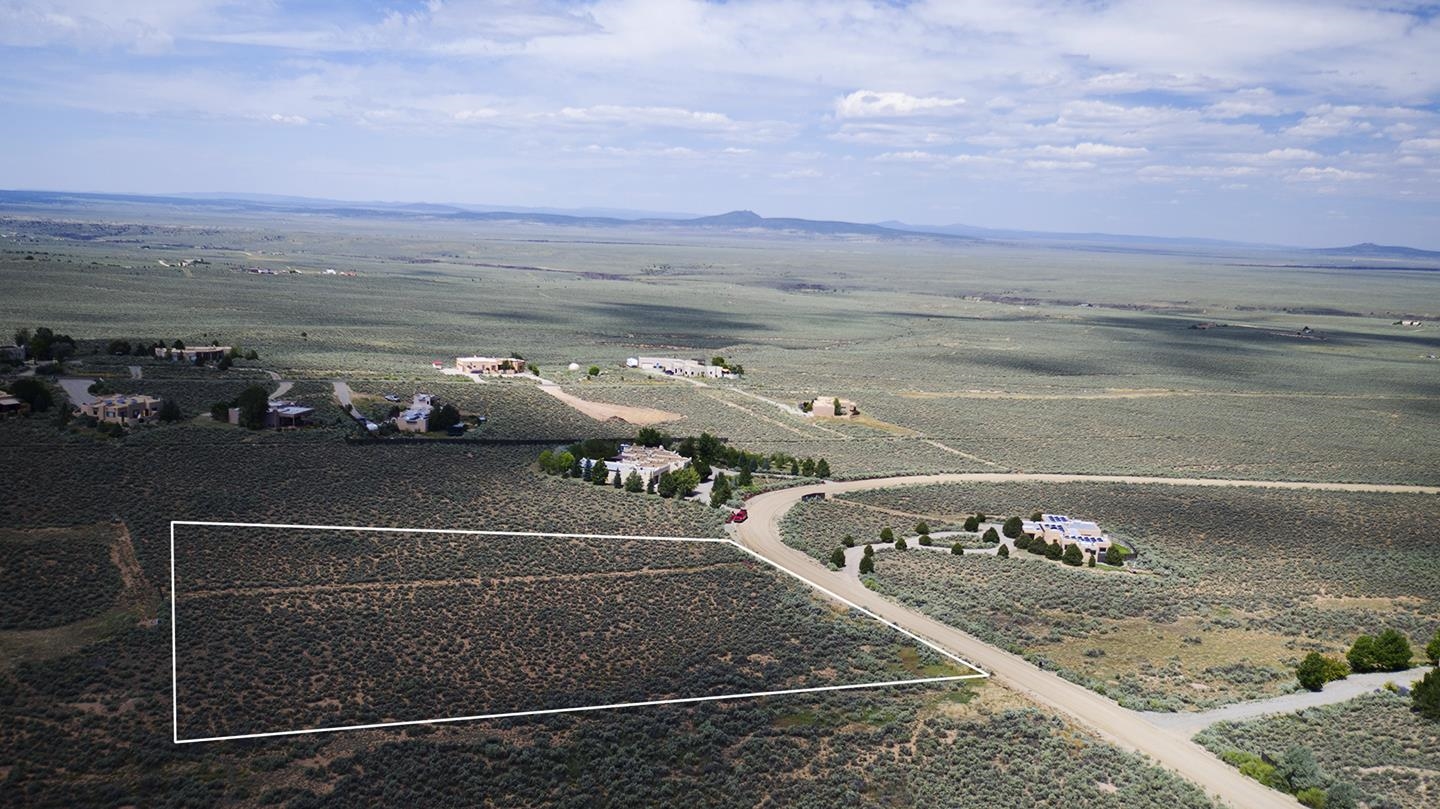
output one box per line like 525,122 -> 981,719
731,471 -> 1440,808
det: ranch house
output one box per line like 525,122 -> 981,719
80,394 -> 163,426
456,356 -> 527,375
155,345 -> 231,363
396,393 -> 436,432
1020,514 -> 1113,555
632,356 -> 727,378
229,400 -> 316,429
603,443 -> 690,485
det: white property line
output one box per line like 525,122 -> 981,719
169,521 -> 988,744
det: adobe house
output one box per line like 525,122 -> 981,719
456,356 -> 527,375
80,394 -> 162,426
1020,513 -> 1113,555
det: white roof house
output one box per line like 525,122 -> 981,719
635,356 -> 727,378
1021,513 -> 1112,551
603,443 -> 690,484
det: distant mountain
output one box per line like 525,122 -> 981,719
1305,242 -> 1440,260
875,219 -> 1276,250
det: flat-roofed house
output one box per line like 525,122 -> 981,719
0,391 -> 28,418
396,393 -> 435,432
456,356 -> 526,375
228,400 -> 316,429
1020,513 -> 1113,555
80,394 -> 162,425
0,344 -> 26,362
635,356 -> 727,378
155,345 -> 231,363
603,443 -> 690,485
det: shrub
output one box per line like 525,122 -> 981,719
879,527 -> 894,542
1062,544 -> 1083,566
842,535 -> 854,548
863,543 -> 874,557
1002,516 -> 1023,538
830,548 -> 846,569
1013,534 -> 1032,551
1350,630 -> 1412,673
1295,787 -> 1326,808
951,542 -> 963,555
918,534 -> 932,547
982,527 -> 999,544
894,537 -> 907,551
1296,652 -> 1349,692
1325,782 -> 1358,809
1028,538 -> 1049,556
1426,629 -> 1440,666
914,521 -> 929,535
1045,541 -> 1064,561
1277,746 -> 1326,793
858,555 -> 874,575
997,544 -> 1009,558
1104,545 -> 1123,566
963,515 -> 980,532
158,399 -> 183,423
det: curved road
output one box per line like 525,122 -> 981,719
734,473 -> 1437,808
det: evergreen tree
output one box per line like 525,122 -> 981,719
974,512 -> 986,522
1276,746 -> 1326,793
736,463 -> 753,487
1062,543 -> 1083,566
1104,545 -> 1123,566
612,468 -> 623,487
657,471 -> 677,498
1045,540 -> 1064,560
963,515 -> 980,532
710,473 -> 732,507
234,385 -> 269,430
1374,628 -> 1413,671
624,471 -> 643,493
918,533 -> 932,546
982,527 -> 1000,544
997,544 -> 1010,558
1296,652 -> 1332,692
814,458 -> 831,478
914,521 -> 930,535
646,475 -> 657,494
1348,635 -> 1379,672
569,455 -> 583,478
800,457 -> 816,477
1030,511 -> 1043,521
859,555 -> 874,575
894,536 -> 907,551
157,399 -> 183,422
833,397 -> 843,415
950,542 -> 963,555
830,548 -> 846,568
1427,628 -> 1440,666
789,460 -> 800,476
1002,516 -> 1024,538
880,527 -> 894,542
1087,550 -> 1096,567
1014,534 -> 1032,551
1029,539 -> 1050,556
863,543 -> 874,557
842,534 -> 855,547
1412,666 -> 1440,721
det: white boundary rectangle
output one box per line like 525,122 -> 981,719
170,520 -> 989,744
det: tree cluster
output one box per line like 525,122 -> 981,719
1295,652 -> 1350,692
1346,629 -> 1413,673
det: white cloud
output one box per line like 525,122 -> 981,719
1223,148 -> 1322,163
1400,138 -> 1440,153
1292,166 -> 1374,181
1031,142 -> 1148,158
1024,160 -> 1095,171
835,90 -> 965,119
267,113 -> 308,126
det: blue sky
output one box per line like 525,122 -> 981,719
2,1 -> 1439,246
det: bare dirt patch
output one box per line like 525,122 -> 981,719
537,383 -> 683,425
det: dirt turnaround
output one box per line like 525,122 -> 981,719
537,382 -> 683,426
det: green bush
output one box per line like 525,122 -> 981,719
1414,666 -> 1440,721
1062,544 -> 1083,566
1002,516 -> 1023,538
830,548 -> 846,569
858,555 -> 874,575
951,542 -> 963,555
1295,786 -> 1326,808
1296,652 -> 1349,692
982,527 -> 999,544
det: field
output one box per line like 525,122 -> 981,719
1196,692 -> 1440,809
785,482 -> 1440,709
172,525 -> 970,740
3,200 -> 1438,805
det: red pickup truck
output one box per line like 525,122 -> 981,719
725,509 -> 748,524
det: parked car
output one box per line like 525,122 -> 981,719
725,509 -> 748,524
383,394 -> 400,402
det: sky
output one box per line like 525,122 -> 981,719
2,1 -> 1439,247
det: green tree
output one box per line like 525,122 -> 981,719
1062,544 -> 1083,566
918,534 -> 932,546
842,534 -> 854,547
997,544 -> 1010,558
612,467 -> 623,487
963,515 -> 980,532
172,339 -> 186,350
951,542 -> 963,555
830,548 -> 846,568
234,385 -> 269,429
656,471 -> 677,498
1029,539 -> 1050,556
1426,629 -> 1440,666
646,474 -> 657,494
974,512 -> 986,522
1003,516 -> 1024,538
710,473 -> 732,507
982,527 -> 999,544
789,459 -> 800,475
1296,652 -> 1334,691
1086,550 -> 1096,567
880,527 -> 894,542
158,399 -> 183,423
624,470 -> 643,493
107,339 -> 131,355
1412,666 -> 1440,721
1014,534 -> 1032,551
1105,546 -> 1123,566
210,401 -> 231,422
736,463 -> 753,487
859,555 -> 874,575
569,454 -> 583,478
636,426 -> 669,447
833,397 -> 843,415
671,467 -> 701,497
7,378 -> 54,412
894,536 -> 907,551
914,521 -> 930,535
588,365 -> 600,377
800,458 -> 816,477
863,543 -> 874,557
1374,628 -> 1413,671
1030,511 -> 1043,521
429,404 -> 462,432
1348,635 -> 1382,673
245,349 -> 258,361
592,463 -> 612,485
814,458 -> 831,478
1046,541 -> 1064,560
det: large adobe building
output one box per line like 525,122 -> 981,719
1020,514 -> 1113,555
456,356 -> 526,375
79,394 -> 163,426
603,443 -> 690,485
